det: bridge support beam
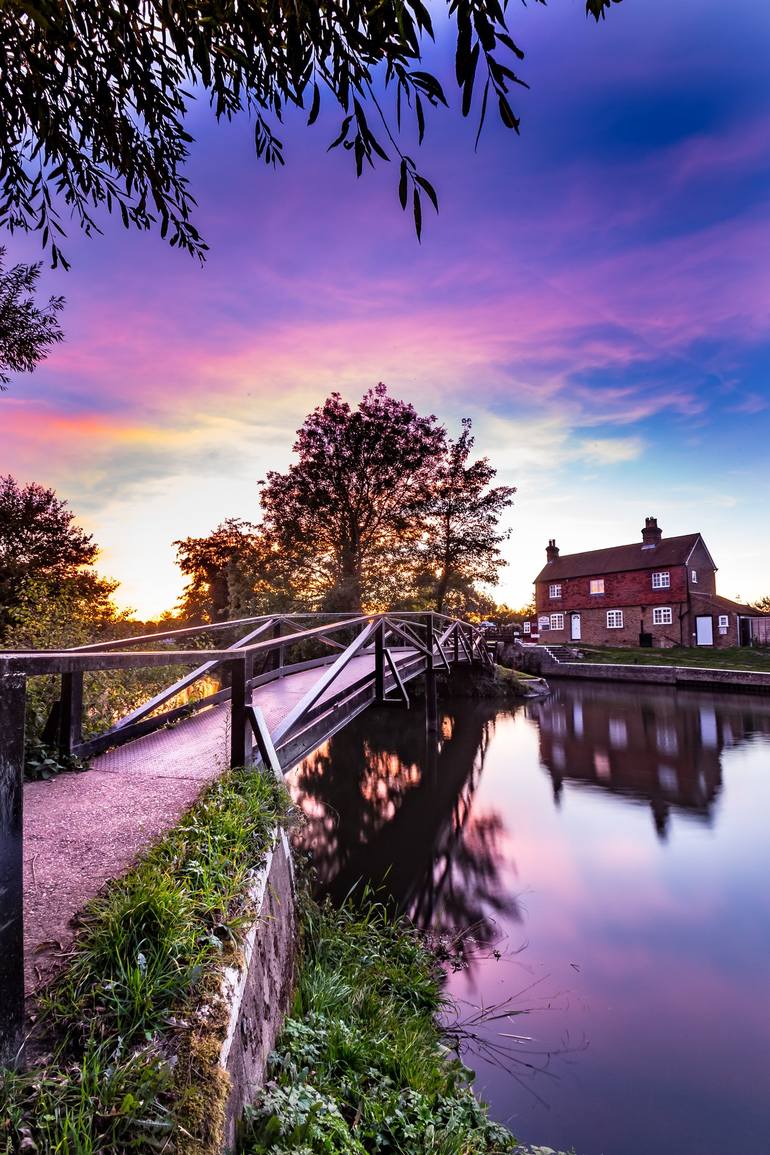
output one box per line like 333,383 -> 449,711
0,674 -> 26,1067
229,658 -> 253,768
58,670 -> 83,760
374,620 -> 385,703
425,613 -> 438,734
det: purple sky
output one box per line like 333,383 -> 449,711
3,0 -> 770,616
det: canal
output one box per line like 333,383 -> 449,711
287,681 -> 770,1155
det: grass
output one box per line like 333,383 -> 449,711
241,897 -> 560,1155
578,645 -> 770,672
1,766 -> 288,1155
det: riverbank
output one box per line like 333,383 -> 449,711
579,644 -> 770,672
511,645 -> 770,694
240,894 -> 568,1155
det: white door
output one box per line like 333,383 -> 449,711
696,616 -> 714,646
571,613 -> 581,641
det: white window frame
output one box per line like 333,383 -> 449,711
590,578 -> 605,596
691,569 -> 698,584
651,571 -> 670,589
548,583 -> 562,598
718,615 -> 729,629
652,607 -> 673,626
550,613 -> 564,631
607,610 -> 624,629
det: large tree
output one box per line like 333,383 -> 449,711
0,249 -> 64,387
0,475 -> 98,634
0,1 -> 621,266
259,385 -> 445,611
420,419 -> 515,613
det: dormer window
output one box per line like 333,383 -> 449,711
652,571 -> 670,589
549,583 -> 562,598
590,579 -> 605,595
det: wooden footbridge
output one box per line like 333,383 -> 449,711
0,611 -> 492,1062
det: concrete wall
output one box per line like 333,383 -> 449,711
219,830 -> 297,1153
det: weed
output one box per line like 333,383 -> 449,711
241,898 -> 521,1154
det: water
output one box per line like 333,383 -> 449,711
287,682 -> 770,1155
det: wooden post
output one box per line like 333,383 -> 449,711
229,659 -> 252,768
374,619 -> 385,703
425,613 -> 438,733
0,674 -> 26,1066
58,670 -> 83,759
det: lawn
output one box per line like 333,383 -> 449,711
578,645 -> 770,672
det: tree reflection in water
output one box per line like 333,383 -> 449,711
288,701 -> 521,950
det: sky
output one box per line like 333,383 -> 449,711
3,0 -> 770,618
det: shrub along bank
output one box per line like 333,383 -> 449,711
240,898 -> 565,1155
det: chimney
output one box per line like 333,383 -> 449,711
642,516 -> 662,547
546,538 -> 559,563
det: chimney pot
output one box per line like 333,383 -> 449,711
642,516 -> 662,547
546,539 -> 560,563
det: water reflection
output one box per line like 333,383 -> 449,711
289,682 -> 770,1155
290,703 -> 521,944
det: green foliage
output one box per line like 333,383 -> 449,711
0,1 -> 622,265
1,767 -> 288,1152
241,899 -> 520,1154
0,248 -> 64,388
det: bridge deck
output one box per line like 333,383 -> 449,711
21,651 -> 418,992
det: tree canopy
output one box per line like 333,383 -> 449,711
0,249 -> 64,387
256,385 -> 514,613
0,0 -> 622,265
419,419 -> 515,614
0,474 -> 100,635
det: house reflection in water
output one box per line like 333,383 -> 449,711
528,683 -> 770,838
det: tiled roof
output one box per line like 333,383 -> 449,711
690,591 -> 769,616
534,533 -> 703,582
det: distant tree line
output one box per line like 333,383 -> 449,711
174,385 -> 516,622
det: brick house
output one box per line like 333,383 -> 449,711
528,517 -> 767,649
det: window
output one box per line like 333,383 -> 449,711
691,569 -> 698,583
550,613 -> 564,631
607,610 -> 624,629
548,583 -> 562,598
718,614 -> 729,635
590,579 -> 605,595
523,621 -> 531,634
653,607 -> 673,626
651,571 -> 670,589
